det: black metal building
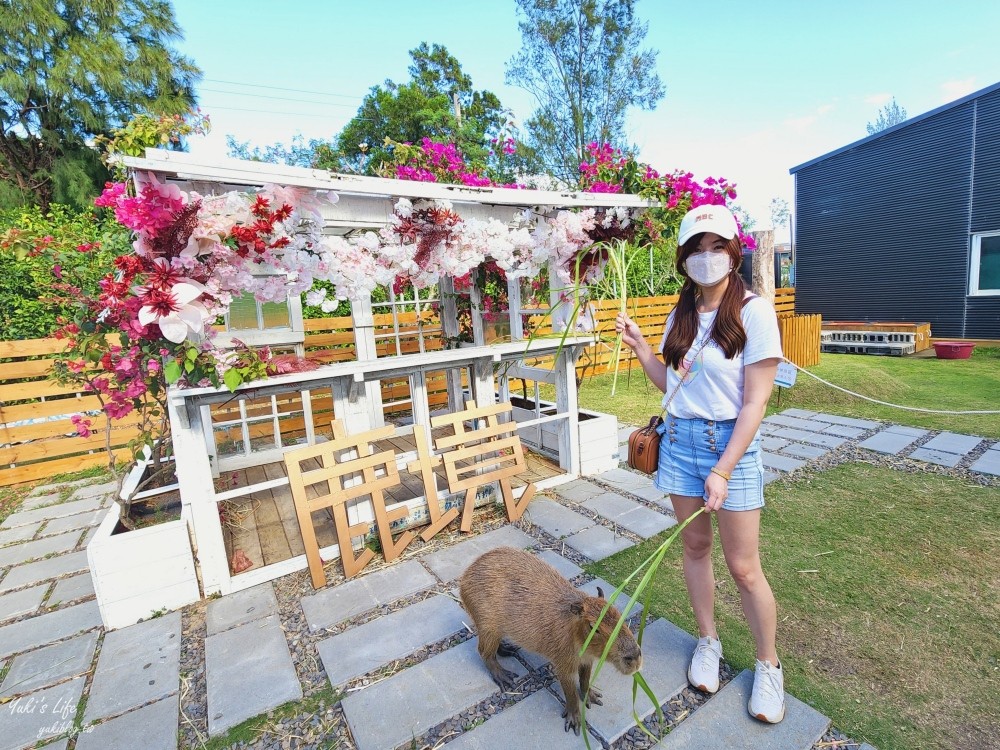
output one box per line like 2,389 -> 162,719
789,82 -> 1000,339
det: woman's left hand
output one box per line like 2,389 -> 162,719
703,472 -> 729,512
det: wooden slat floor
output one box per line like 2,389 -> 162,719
219,432 -> 562,572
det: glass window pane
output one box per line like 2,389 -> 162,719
261,300 -> 291,329
228,294 -> 259,330
979,236 -> 1000,291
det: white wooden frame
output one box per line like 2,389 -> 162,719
970,231 -> 1000,296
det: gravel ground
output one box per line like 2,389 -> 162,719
172,421 -> 998,749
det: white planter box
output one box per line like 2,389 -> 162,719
87,460 -> 200,630
511,398 -> 619,475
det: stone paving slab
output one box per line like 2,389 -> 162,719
317,594 -> 467,687
1,496 -> 111,531
810,413 -> 880,429
908,447 -> 963,468
597,467 -> 654,494
445,688 -> 588,749
574,618 -> 695,743
779,408 -> 818,418
771,428 -> 847,449
3,675 -> 86,750
0,531 -> 81,568
779,443 -> 830,460
764,471 -> 781,485
421,526 -> 535,584
40,509 -> 107,537
206,582 -> 278,636
50,573 -> 95,605
654,668 -> 829,749
0,630 -> 99,698
301,558 -> 436,632
77,694 -> 178,750
0,524 -> 40,548
883,424 -> 928,437
553,478 -> 607,504
0,551 -> 89,594
970,450 -> 1000,476
206,613 -> 302,736
0,583 -> 48,623
68,481 -> 118,501
858,429 -> 925,455
821,423 -> 868,439
84,611 -> 181,722
761,452 -> 807,473
535,550 -> 583,580
581,492 -> 676,538
762,436 -> 791,451
563,524 -> 633,561
621,481 -> 671,508
341,637 -> 527,750
18,492 -> 62,511
0,600 -> 101,660
920,432 -> 983,455
764,414 -> 827,432
523,498 -> 594,539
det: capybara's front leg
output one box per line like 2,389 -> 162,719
478,631 -> 518,690
578,663 -> 603,707
559,673 -> 583,735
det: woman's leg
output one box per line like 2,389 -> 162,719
672,495 -> 717,638
715,508 -> 778,663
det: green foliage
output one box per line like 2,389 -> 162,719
0,0 -> 201,208
97,110 -> 211,178
507,0 -> 665,182
866,97 -> 908,136
226,133 -> 340,170
0,204 -> 131,339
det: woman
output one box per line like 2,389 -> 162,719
615,204 -> 785,723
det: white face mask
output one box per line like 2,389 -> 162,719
685,252 -> 732,286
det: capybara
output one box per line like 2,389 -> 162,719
458,546 -> 642,735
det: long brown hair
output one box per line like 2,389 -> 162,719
662,233 -> 748,369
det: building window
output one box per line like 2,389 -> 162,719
970,232 -> 1000,295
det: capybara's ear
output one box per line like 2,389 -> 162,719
569,600 -> 584,616
596,586 -> 606,600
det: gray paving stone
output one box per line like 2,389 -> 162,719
908,447 -> 963,468
535,550 -> 583,580
0,524 -> 40,548
921,432 -> 983,455
40,509 -> 107,536
301,559 -> 436,632
884,424 -> 929,437
764,414 -> 825,432
654,668 -> 830,749
572,618 -> 695,743
0,531 -> 81,568
822,423 -> 868,438
553,478 -> 606,504
858,429 -> 924,455
2,676 -> 86,750
18,492 -> 62,511
0,583 -> 48,623
206,582 -> 278,636
421,525 -> 535,584
758,422 -> 779,435
524,498 -> 594,538
0,600 -> 101,660
969,449 -> 1000,476
597,467 -> 652,493
779,408 -> 818,418
0,551 -> 89,594
761,452 -> 807,473
341,638 -> 526,750
812,413 -> 880,429
39,741 -> 68,750
84,611 -> 181,722
763,471 -> 781,486
445,689 -> 588,749
206,613 -> 302,736
0,496 -> 111,531
317,594 -> 466,687
0,631 -> 99,698
618,425 -> 638,443
77,694 -> 178,750
582,492 -> 676,539
771,428 -> 847,448
761,436 -> 791,451
80,525 -> 101,546
50,573 -> 95,605
779,443 -> 830,460
563,525 -> 633,561
68,481 -> 118,501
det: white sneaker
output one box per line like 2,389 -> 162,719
687,636 -> 722,693
748,659 -> 786,723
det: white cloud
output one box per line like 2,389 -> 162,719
940,77 -> 978,103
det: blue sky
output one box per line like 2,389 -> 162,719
171,0 -> 1000,238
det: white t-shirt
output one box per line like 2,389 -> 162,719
657,296 -> 783,420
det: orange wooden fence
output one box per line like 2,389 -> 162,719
0,290 -> 810,486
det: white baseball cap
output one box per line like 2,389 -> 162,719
677,204 -> 738,246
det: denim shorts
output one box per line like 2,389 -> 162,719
654,416 -> 765,511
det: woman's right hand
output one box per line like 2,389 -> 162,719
615,313 -> 644,351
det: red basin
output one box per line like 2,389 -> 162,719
932,342 -> 976,359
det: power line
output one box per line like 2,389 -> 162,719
201,87 -> 359,109
199,104 -> 360,120
202,78 -> 364,101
